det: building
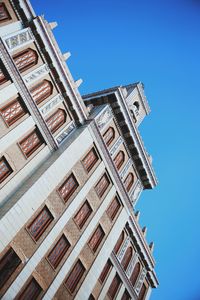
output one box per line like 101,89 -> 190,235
0,1 -> 158,299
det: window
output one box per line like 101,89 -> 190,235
17,277 -> 42,300
107,197 -> 121,221
121,290 -> 130,300
99,259 -> 112,284
31,80 -> 53,105
82,148 -> 98,172
13,48 -> 38,73
0,3 -> 11,22
65,259 -> 85,294
46,109 -> 66,133
58,174 -> 79,202
0,98 -> 27,126
103,127 -> 115,146
88,225 -> 105,253
113,151 -> 125,170
130,262 -> 140,286
0,248 -> 21,289
113,231 -> 124,254
27,206 -> 53,241
121,247 -> 132,270
107,273 -> 121,299
0,67 -> 7,85
48,235 -> 70,269
74,200 -> 92,229
88,294 -> 95,300
138,284 -> 147,300
0,156 -> 12,184
124,173 -> 134,192
19,129 -> 43,158
95,174 -> 110,198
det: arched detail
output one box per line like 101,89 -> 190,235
46,109 -> 66,134
124,173 -> 134,192
134,101 -> 140,110
121,246 -> 132,270
103,127 -> 115,146
138,284 -> 147,300
0,3 -> 11,23
130,262 -> 140,286
114,151 -> 125,170
114,230 -> 124,254
31,80 -> 53,104
13,48 -> 38,73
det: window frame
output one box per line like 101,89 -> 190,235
65,259 -> 86,294
58,173 -> 79,203
88,224 -> 105,253
106,196 -> 121,221
0,97 -> 27,127
47,234 -> 70,269
73,200 -> 93,229
19,129 -> 44,158
0,156 -> 13,184
95,173 -> 110,198
82,148 -> 99,173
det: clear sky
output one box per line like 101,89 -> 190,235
31,1 -> 200,299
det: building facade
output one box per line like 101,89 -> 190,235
0,1 -> 158,299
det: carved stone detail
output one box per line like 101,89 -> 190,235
109,136 -> 123,157
23,64 -> 49,85
117,237 -> 130,262
4,28 -> 34,51
130,180 -> 143,206
96,106 -> 113,131
40,94 -> 63,116
56,121 -> 75,145
134,268 -> 147,295
120,158 -> 132,180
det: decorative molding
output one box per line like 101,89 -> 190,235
23,64 -> 49,85
120,158 -> 132,180
126,253 -> 139,278
40,94 -> 63,116
117,237 -> 130,262
3,28 -> 34,52
56,121 -> 75,145
130,180 -> 143,206
134,268 -> 147,295
96,106 -> 113,131
109,136 -> 123,157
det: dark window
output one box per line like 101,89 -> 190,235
0,98 -> 27,126
88,225 -> 105,253
0,3 -> 11,22
121,289 -> 130,300
19,129 -> 43,158
138,284 -> 147,300
113,151 -> 125,170
74,200 -> 92,229
82,148 -> 98,172
99,259 -> 112,284
130,262 -> 140,286
0,66 -> 7,85
0,156 -> 12,184
58,174 -> 79,202
103,127 -> 115,146
88,294 -> 95,300
31,80 -> 53,105
113,231 -> 124,254
95,174 -> 110,198
48,235 -> 70,269
65,259 -> 85,294
17,277 -> 42,300
107,273 -> 121,299
13,48 -> 38,73
46,109 -> 66,133
0,248 -> 21,289
121,247 -> 132,270
107,197 -> 121,221
124,173 -> 134,192
27,206 -> 53,241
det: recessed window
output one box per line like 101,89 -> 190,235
113,151 -> 125,170
124,173 -> 134,192
0,156 -> 13,184
27,206 -> 53,241
0,248 -> 21,289
0,3 -> 11,23
99,259 -> 112,284
65,259 -> 85,294
106,197 -> 121,221
130,262 -> 140,286
138,283 -> 147,300
0,98 -> 27,126
48,235 -> 70,269
82,148 -> 98,172
121,247 -> 133,270
88,225 -> 105,253
19,129 -> 43,158
13,48 -> 38,73
31,80 -> 53,105
58,173 -> 79,202
121,289 -> 131,300
0,63 -> 7,85
74,200 -> 92,229
107,273 -> 121,299
17,277 -> 42,300
95,174 -> 110,198
103,127 -> 115,146
46,109 -> 66,134
113,231 -> 124,254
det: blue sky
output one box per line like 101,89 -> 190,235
32,1 -> 200,299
